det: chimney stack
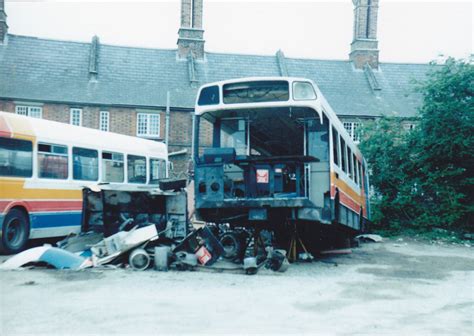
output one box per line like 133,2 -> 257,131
349,0 -> 379,69
0,0 -> 8,44
177,0 -> 205,60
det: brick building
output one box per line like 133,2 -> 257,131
0,0 -> 429,175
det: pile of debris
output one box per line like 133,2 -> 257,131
0,185 -> 289,275
0,223 -> 288,275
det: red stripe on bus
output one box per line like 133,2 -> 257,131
331,184 -> 368,217
339,192 -> 361,214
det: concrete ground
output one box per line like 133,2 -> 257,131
0,238 -> 473,335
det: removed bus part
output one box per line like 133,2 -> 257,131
80,184 -> 188,267
90,224 -> 158,266
81,184 -> 188,240
0,245 -> 93,270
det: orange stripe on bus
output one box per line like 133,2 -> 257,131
330,172 -> 364,204
330,172 -> 368,217
0,179 -> 82,200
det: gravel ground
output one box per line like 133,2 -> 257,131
0,238 -> 473,335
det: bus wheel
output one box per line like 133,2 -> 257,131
0,209 -> 30,254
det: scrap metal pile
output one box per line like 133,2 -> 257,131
0,184 -> 289,275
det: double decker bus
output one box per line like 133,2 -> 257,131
0,112 -> 168,253
192,77 -> 370,249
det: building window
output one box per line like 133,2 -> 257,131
137,113 -> 160,138
15,105 -> 42,119
70,108 -> 82,126
100,111 -> 109,132
343,122 -> 361,143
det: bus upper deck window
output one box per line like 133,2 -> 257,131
340,137 -> 347,173
102,151 -> 124,183
73,147 -> 99,181
128,155 -> 146,184
198,85 -> 220,106
223,81 -> 289,104
38,143 -> 68,179
0,138 -> 32,177
293,82 -> 317,100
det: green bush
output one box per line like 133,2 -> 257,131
360,58 -> 473,234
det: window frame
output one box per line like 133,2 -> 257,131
0,137 -> 33,178
332,126 -> 340,167
72,146 -> 99,181
37,142 -> 69,180
354,155 -> 359,186
136,112 -> 160,138
70,108 -> 83,126
347,147 -> 354,180
149,157 -> 167,184
101,150 -> 124,183
340,136 -> 347,173
127,154 -> 147,184
99,111 -> 110,132
343,121 -> 362,143
15,105 -> 43,119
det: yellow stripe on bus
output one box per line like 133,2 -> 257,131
0,179 -> 82,199
330,172 -> 365,205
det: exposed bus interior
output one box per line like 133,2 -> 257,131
195,106 -> 330,208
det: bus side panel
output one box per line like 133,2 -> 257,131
0,178 -> 83,239
29,211 -> 82,239
330,172 -> 364,231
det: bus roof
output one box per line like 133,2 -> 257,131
0,111 -> 168,159
195,77 -> 324,117
198,76 -> 313,88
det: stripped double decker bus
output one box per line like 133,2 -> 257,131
192,77 -> 370,249
0,112 -> 168,253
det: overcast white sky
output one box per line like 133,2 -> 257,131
4,0 -> 473,63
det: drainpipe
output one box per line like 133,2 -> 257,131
165,91 -> 170,151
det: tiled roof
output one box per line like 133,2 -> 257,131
0,34 -> 432,118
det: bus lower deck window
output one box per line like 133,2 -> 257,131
128,155 -> 146,184
73,147 -> 99,181
102,151 -> 124,183
149,158 -> 166,184
38,143 -> 68,179
0,138 -> 33,177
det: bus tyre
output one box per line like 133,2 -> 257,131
0,209 -> 30,255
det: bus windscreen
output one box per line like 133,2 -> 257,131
223,81 -> 289,104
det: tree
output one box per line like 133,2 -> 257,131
360,58 -> 473,233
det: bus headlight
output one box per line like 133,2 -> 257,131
211,182 -> 220,192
